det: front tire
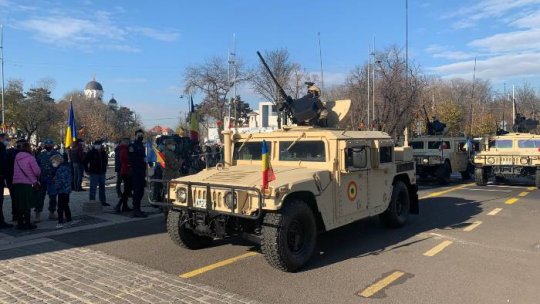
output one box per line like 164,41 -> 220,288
475,168 -> 488,186
380,181 -> 410,228
261,201 -> 317,272
167,210 -> 212,249
435,163 -> 451,185
460,170 -> 471,180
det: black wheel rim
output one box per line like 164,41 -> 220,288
287,220 -> 306,253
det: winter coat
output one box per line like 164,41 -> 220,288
13,152 -> 41,185
54,163 -> 72,194
114,145 -> 121,173
36,150 -> 61,180
5,148 -> 20,184
84,148 -> 108,175
118,144 -> 131,177
0,142 -> 7,179
69,143 -> 85,164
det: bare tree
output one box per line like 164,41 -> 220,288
184,56 -> 248,123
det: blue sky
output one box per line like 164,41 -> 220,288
1,0 -> 540,128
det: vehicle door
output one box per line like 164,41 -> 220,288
450,140 -> 469,172
368,139 -> 396,215
336,140 -> 370,221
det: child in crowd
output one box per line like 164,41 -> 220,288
51,155 -> 72,228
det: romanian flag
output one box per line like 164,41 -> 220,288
189,95 -> 199,142
261,140 -> 275,189
64,101 -> 77,148
153,144 -> 166,168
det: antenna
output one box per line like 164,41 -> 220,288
317,32 -> 324,98
469,57 -> 477,137
512,85 -> 516,124
405,0 -> 408,83
367,43 -> 370,130
372,36 -> 376,129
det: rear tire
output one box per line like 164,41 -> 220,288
475,168 -> 488,186
460,170 -> 471,180
380,181 -> 410,228
435,163 -> 451,185
261,201 -> 317,272
167,210 -> 212,249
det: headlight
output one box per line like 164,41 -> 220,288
520,157 -> 529,165
487,157 -> 495,164
422,158 -> 429,164
176,188 -> 187,203
224,192 -> 237,209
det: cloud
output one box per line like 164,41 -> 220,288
425,45 -> 477,60
469,29 -> 540,52
429,53 -> 540,80
510,9 -> 540,28
128,27 -> 179,42
447,0 -> 540,29
16,5 -> 178,52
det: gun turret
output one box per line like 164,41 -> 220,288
421,105 -> 446,135
512,113 -> 539,133
256,51 -> 325,126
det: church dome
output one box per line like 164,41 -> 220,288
85,80 -> 103,91
109,97 -> 117,104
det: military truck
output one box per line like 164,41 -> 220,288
411,106 -> 475,184
410,136 -> 475,184
474,132 -> 540,188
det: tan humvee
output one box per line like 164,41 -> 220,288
473,133 -> 540,187
409,136 -> 476,184
164,100 -> 418,272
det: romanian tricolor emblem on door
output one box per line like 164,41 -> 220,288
347,181 -> 358,201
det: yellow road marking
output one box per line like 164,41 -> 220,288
487,208 -> 502,216
463,221 -> 482,232
419,183 -> 474,200
423,240 -> 453,257
527,187 -> 537,191
179,252 -> 259,279
505,198 -> 519,205
518,191 -> 530,197
359,271 -> 405,298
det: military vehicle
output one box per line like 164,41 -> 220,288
473,116 -> 540,187
159,52 -> 419,272
410,106 -> 475,184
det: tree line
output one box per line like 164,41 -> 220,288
3,79 -> 142,144
183,46 -> 540,138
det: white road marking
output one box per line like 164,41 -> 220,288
487,208 -> 502,216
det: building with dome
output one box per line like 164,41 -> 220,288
108,94 -> 118,108
84,77 -> 104,100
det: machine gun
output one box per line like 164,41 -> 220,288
421,105 -> 446,135
256,51 -> 324,126
512,113 -> 539,133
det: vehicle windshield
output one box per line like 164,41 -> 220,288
489,139 -> 513,149
279,141 -> 325,162
428,141 -> 450,149
233,142 -> 270,160
410,141 -> 424,149
518,139 -> 540,148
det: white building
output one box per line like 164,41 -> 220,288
84,78 -> 104,100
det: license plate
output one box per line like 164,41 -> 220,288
194,199 -> 207,209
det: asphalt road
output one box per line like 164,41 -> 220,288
51,177 -> 540,304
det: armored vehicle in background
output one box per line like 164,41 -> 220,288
160,51 -> 419,272
474,132 -> 540,188
411,106 -> 476,184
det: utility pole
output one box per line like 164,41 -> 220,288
1,24 -> 5,132
512,85 -> 516,124
371,36 -> 376,129
318,32 -> 324,99
469,57 -> 477,137
367,43 -> 370,130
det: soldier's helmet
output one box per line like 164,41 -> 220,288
307,85 -> 321,97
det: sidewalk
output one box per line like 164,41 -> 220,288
0,173 -> 163,248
